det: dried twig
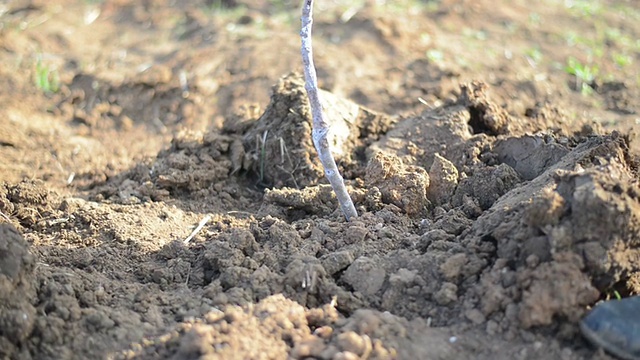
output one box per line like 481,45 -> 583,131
300,0 -> 358,221
183,214 -> 211,244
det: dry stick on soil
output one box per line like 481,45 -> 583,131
183,214 -> 211,244
300,0 -> 358,221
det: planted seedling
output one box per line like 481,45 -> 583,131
34,56 -> 60,94
300,0 -> 358,221
565,57 -> 598,95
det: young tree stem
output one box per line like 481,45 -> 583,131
300,0 -> 358,221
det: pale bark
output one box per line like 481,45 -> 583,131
301,0 -> 358,221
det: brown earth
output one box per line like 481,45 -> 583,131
1,0 -> 640,359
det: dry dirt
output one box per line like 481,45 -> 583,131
1,0 -> 640,359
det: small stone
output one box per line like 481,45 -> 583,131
580,295 -> 640,360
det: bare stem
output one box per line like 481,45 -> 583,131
301,0 -> 358,221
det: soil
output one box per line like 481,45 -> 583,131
1,0 -> 640,359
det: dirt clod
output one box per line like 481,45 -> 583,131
0,224 -> 36,348
459,81 -> 512,136
365,151 -> 430,216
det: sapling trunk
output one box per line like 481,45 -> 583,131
300,0 -> 358,221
